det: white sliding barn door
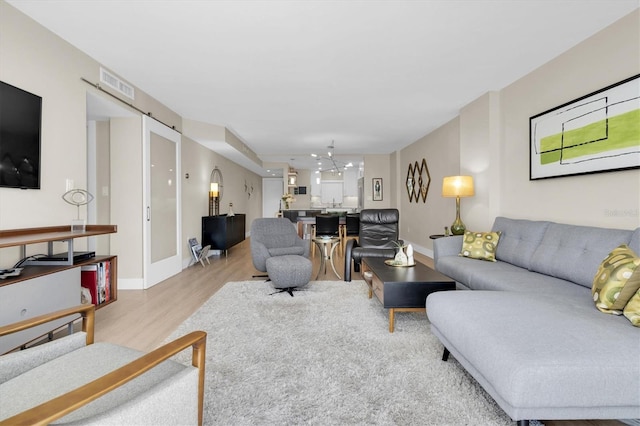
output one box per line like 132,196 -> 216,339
143,116 -> 182,288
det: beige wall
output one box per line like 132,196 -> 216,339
110,118 -> 144,282
290,169 -> 312,209
498,10 -> 640,230
0,2 -> 92,236
95,122 -> 111,229
181,136 -> 263,262
0,2 -> 264,277
460,91 -> 501,231
363,154 -> 391,209
399,117 -> 461,252
398,9 -> 639,259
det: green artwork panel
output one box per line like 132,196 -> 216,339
539,109 -> 640,165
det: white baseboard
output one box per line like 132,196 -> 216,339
117,278 -> 144,290
403,239 -> 433,260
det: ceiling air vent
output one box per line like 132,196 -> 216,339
100,67 -> 135,100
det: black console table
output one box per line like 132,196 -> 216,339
202,214 -> 246,254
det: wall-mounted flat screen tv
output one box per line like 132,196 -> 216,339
0,81 -> 42,189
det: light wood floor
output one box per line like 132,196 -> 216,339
94,238 -> 623,426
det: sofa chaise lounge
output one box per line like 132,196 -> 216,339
426,217 -> 640,425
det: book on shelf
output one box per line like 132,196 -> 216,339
80,264 -> 98,305
80,260 -> 111,306
104,260 -> 110,302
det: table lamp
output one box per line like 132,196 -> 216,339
209,182 -> 219,216
209,166 -> 223,216
442,175 -> 474,235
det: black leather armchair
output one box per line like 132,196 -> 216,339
344,208 -> 401,282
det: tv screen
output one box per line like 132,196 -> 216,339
0,81 -> 42,189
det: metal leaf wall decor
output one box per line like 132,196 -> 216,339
406,159 -> 431,203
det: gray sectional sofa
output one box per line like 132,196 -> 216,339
426,217 -> 640,425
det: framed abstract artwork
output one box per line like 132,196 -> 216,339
372,178 -> 383,201
529,74 -> 640,180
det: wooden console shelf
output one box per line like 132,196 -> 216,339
0,225 -> 117,290
0,224 -> 117,248
0,225 -> 118,353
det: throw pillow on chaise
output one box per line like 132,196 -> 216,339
592,244 -> 640,314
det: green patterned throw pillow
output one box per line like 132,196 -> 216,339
592,244 -> 640,314
459,231 -> 501,262
623,288 -> 640,327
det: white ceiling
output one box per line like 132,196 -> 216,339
7,0 -> 640,176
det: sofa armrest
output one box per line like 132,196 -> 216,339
433,235 -> 463,268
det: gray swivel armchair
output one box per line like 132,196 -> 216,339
344,209 -> 401,282
250,218 -> 310,276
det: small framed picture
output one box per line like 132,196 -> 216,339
372,178 -> 383,201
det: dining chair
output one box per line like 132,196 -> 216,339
313,214 -> 341,256
342,213 -> 360,252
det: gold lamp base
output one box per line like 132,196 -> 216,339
209,196 -> 219,216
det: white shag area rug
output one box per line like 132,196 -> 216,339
167,280 -> 534,425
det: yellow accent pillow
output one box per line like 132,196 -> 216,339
592,244 -> 640,314
623,289 -> 640,327
459,231 -> 501,262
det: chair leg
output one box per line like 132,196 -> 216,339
269,287 -> 300,297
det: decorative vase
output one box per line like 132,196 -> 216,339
450,196 -> 466,235
406,244 -> 414,265
284,202 -> 290,210
394,247 -> 408,265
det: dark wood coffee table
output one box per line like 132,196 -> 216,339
361,257 -> 455,332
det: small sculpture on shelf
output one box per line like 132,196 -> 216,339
62,188 -> 94,232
